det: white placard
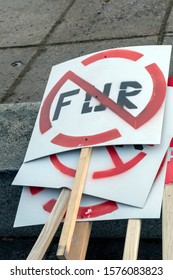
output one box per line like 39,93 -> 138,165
12,87 -> 173,207
14,157 -> 166,227
24,46 -> 171,162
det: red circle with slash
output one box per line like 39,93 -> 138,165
39,49 -> 166,148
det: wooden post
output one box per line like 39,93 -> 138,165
123,219 -> 141,260
27,188 -> 70,260
57,147 -> 92,259
68,222 -> 92,260
162,184 -> 173,259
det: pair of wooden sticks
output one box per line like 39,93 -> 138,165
27,147 -> 173,260
27,147 -> 92,260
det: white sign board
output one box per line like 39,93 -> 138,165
13,145 -> 167,208
12,87 -> 173,207
14,158 -> 167,227
24,46 -> 171,162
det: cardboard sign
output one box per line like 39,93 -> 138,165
12,87 -> 173,207
24,46 -> 171,162
13,157 -> 167,227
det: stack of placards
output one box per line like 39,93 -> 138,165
13,46 -> 173,231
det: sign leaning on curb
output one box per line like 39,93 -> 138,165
24,45 -> 172,162
12,45 -> 173,260
13,46 -> 173,208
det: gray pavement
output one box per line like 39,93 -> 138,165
1,0 -> 173,260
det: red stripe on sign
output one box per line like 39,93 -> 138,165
43,199 -> 56,212
82,49 -> 143,65
93,146 -> 146,179
77,200 -> 118,219
170,138 -> 173,147
51,129 -> 121,147
165,138 -> 173,184
50,154 -> 76,177
29,187 -> 45,195
43,198 -> 118,219
132,63 -> 166,129
167,79 -> 173,183
168,77 -> 173,86
165,160 -> 173,184
39,72 -> 80,134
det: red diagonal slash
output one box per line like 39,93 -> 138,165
40,69 -> 122,146
39,49 -> 166,148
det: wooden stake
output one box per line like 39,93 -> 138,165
162,184 -> 173,259
67,222 -> 92,260
57,147 -> 92,259
27,188 -> 70,260
123,219 -> 141,260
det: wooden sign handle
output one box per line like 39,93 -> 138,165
123,219 -> 141,260
68,221 -> 92,260
57,147 -> 92,259
162,184 -> 173,259
27,188 -> 70,260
